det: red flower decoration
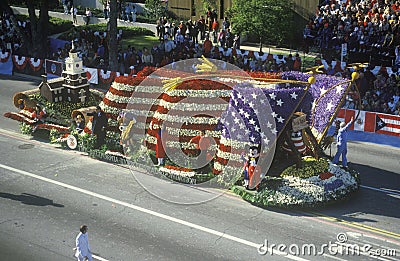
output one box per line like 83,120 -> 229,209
164,165 -> 193,172
319,172 -> 334,180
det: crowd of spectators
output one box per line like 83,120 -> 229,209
343,66 -> 400,115
2,1 -> 400,115
303,0 -> 400,115
305,0 -> 400,65
0,12 -> 30,56
53,13 -> 305,75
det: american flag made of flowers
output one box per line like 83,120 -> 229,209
281,72 -> 351,140
219,84 -> 313,146
214,82 -> 314,175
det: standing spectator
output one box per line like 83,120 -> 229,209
293,53 -> 302,71
198,15 -> 206,40
211,18 -> 219,43
303,24 -> 314,53
141,47 -> 153,66
85,8 -> 92,26
151,44 -> 162,67
74,225 -> 92,261
96,43 -> 105,59
225,28 -> 233,48
285,54 -> 294,71
206,8 -> 212,31
131,4 -> 137,23
222,17 -> 230,31
388,97 -> 397,113
333,117 -> 354,169
103,1 -> 109,19
62,0 -> 69,14
71,5 -> 78,25
125,4 -> 131,22
191,21 -> 199,44
87,106 -> 107,149
233,33 -> 241,50
203,36 -> 213,57
164,38 -> 175,58
217,29 -> 225,47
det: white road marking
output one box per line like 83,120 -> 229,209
92,254 -> 110,261
361,185 -> 400,197
322,253 -> 348,261
0,163 -> 307,261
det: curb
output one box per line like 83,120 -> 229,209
12,72 -> 42,82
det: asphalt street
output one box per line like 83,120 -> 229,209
0,75 -> 399,261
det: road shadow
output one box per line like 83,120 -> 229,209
312,162 -> 400,222
0,192 -> 64,207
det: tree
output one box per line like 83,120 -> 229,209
145,0 -> 164,19
0,0 -> 50,58
108,0 -> 118,72
229,0 -> 292,52
197,0 -> 216,15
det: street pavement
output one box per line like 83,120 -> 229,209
0,76 -> 399,260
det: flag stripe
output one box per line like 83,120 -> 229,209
384,123 -> 400,129
376,129 -> 400,136
345,109 -> 355,130
376,113 -> 400,121
378,119 -> 400,126
364,112 -> 376,132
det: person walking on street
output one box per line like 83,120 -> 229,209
333,117 -> 354,169
75,225 -> 92,261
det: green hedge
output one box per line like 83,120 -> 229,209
59,23 -> 154,40
15,14 -> 73,35
48,17 -> 74,35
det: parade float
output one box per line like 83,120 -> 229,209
4,54 -> 360,208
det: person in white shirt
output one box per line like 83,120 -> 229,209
71,6 -> 78,24
75,225 -> 92,261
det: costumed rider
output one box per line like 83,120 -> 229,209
150,121 -> 166,166
17,99 -> 25,110
32,104 -> 47,132
75,114 -> 85,134
241,146 -> 262,190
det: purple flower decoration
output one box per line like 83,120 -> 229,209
282,71 -> 350,135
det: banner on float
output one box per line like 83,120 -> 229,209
336,108 -> 400,137
45,59 -> 63,79
84,67 -> 98,85
0,51 -> 12,75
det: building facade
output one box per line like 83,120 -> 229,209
167,0 -> 232,20
70,0 -> 319,21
